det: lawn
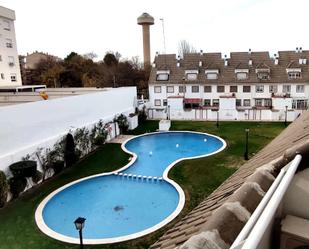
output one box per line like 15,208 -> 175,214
0,121 -> 285,249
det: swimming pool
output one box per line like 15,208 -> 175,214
35,131 -> 226,244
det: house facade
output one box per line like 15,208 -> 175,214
0,6 -> 22,87
148,49 -> 309,121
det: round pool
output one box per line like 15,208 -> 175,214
35,131 -> 226,244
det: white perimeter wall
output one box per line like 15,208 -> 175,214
0,87 -> 137,173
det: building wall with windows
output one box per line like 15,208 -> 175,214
148,50 -> 309,121
0,6 -> 22,87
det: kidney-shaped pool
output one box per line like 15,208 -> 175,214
35,131 -> 226,244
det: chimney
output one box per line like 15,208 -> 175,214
177,55 -> 180,67
248,48 -> 252,54
155,51 -> 159,57
200,50 -> 203,56
224,54 -> 228,66
274,54 -> 279,65
299,58 -> 303,65
248,59 -> 252,66
137,13 -> 155,69
296,47 -> 299,53
299,47 -> 303,53
199,61 -> 202,67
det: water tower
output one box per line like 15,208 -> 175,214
137,12 -> 154,69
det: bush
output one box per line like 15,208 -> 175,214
32,170 -> 43,184
114,114 -> 129,134
0,171 -> 8,208
138,106 -> 147,124
64,133 -> 78,167
52,161 -> 65,174
9,161 -> 37,178
9,177 -> 27,198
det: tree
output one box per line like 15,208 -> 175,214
83,52 -> 97,60
41,63 -> 65,88
103,51 -> 121,66
64,52 -> 79,62
178,40 -> 197,57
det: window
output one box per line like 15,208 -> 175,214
296,85 -> 305,93
3,20 -> 10,31
236,99 -> 242,107
217,86 -> 225,93
292,99 -> 308,109
282,85 -> 291,93
156,73 -> 169,81
230,86 -> 238,93
204,99 -> 211,106
166,86 -> 174,93
206,73 -> 218,80
163,99 -> 167,106
0,73 -> 4,79
179,86 -> 186,93
186,73 -> 198,81
236,72 -> 248,80
154,86 -> 161,93
6,39 -> 12,48
264,99 -> 272,107
288,72 -> 301,79
255,99 -> 263,107
204,86 -> 212,93
154,99 -> 161,106
10,73 -> 16,82
244,99 -> 251,106
8,56 -> 14,66
256,85 -> 264,93
269,85 -> 278,93
243,86 -> 251,93
192,86 -> 199,93
212,99 -> 219,107
257,72 -> 270,80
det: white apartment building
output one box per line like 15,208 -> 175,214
0,6 -> 22,87
148,50 -> 309,121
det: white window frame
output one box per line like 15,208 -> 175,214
166,86 -> 174,93
154,99 -> 161,106
255,99 -> 263,107
217,86 -> 225,93
288,72 -> 301,79
296,85 -> 305,93
269,85 -> 278,93
204,99 -> 211,106
282,85 -> 291,93
236,99 -> 242,106
163,99 -> 168,106
156,73 -> 169,81
244,99 -> 251,107
3,20 -> 10,31
212,99 -> 219,107
204,85 -> 212,93
255,85 -> 264,93
154,86 -> 161,93
6,39 -> 12,48
243,85 -> 251,93
191,86 -> 199,93
179,86 -> 186,93
186,73 -> 198,81
230,85 -> 238,93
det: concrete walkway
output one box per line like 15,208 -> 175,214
107,135 -> 135,144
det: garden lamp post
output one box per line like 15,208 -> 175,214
244,128 -> 249,160
216,110 -> 219,128
74,217 -> 86,249
284,105 -> 288,127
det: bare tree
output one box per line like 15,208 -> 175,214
178,40 -> 197,57
83,52 -> 97,60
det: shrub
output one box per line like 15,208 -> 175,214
9,177 -> 27,198
32,170 -> 43,184
64,133 -> 78,167
0,171 -> 8,208
114,114 -> 129,134
9,161 -> 37,178
52,161 -> 65,174
138,106 -> 147,124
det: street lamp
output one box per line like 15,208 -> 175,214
244,129 -> 249,160
284,105 -> 288,127
167,105 -> 170,120
74,217 -> 86,249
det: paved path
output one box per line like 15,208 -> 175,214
107,135 -> 135,144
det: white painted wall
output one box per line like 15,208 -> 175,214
0,6 -> 22,87
0,87 -> 137,173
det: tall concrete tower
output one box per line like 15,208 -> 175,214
137,12 -> 154,69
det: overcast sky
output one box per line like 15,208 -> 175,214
2,0 -> 309,61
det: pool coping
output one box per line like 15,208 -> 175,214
35,131 -> 226,244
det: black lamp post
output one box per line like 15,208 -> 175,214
216,110 -> 219,128
167,105 -> 170,120
244,128 -> 249,160
74,217 -> 86,249
284,105 -> 288,127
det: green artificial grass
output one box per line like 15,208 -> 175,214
0,121 -> 285,249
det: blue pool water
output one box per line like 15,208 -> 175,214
41,132 -> 225,241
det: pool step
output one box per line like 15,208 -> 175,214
113,172 -> 163,181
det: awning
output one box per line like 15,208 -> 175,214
184,98 -> 202,104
